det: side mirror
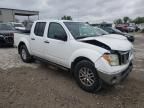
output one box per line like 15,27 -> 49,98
54,34 -> 67,41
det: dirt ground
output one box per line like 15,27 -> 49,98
0,33 -> 144,108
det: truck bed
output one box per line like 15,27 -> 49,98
14,32 -> 30,47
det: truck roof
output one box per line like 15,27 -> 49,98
34,20 -> 85,23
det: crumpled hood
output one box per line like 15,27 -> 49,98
103,34 -> 127,40
80,35 -> 132,51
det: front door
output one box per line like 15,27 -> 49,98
44,22 -> 69,66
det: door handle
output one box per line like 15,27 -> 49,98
44,40 -> 50,43
31,38 -> 35,40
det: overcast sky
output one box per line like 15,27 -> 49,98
0,0 -> 144,23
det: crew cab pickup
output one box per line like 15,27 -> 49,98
15,20 -> 133,92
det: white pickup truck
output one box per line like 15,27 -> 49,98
15,20 -> 133,92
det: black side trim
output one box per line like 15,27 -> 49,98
33,56 -> 70,70
81,40 -> 111,50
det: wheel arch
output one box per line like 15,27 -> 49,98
18,40 -> 31,54
18,41 -> 25,54
69,49 -> 102,67
18,37 -> 31,53
71,56 -> 96,76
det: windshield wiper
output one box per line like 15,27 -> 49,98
76,35 -> 100,39
101,34 -> 107,36
76,36 -> 88,39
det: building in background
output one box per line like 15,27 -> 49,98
0,8 -> 39,23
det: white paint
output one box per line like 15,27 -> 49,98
14,20 -> 133,75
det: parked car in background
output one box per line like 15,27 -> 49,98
15,20 -> 133,92
138,23 -> 144,31
0,23 -> 15,47
129,23 -> 140,32
134,25 -> 140,32
116,25 -> 129,33
93,27 -> 133,42
127,26 -> 135,32
101,27 -> 135,43
10,22 -> 26,31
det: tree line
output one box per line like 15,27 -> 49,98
114,16 -> 144,24
61,15 -> 72,20
18,15 -> 144,26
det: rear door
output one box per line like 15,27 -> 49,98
30,22 -> 46,58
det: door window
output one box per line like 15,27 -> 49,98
34,22 -> 46,37
48,22 -> 67,40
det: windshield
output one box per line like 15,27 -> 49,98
0,24 -> 14,30
94,27 -> 109,35
64,22 -> 102,39
14,24 -> 24,27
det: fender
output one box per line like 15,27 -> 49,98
68,48 -> 104,68
18,37 -> 31,54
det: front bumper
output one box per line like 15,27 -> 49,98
98,62 -> 133,85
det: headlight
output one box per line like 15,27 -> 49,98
103,53 -> 119,66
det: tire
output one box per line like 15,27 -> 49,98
74,60 -> 102,93
20,45 -> 32,63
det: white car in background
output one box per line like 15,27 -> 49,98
127,26 -> 135,32
10,22 -> 26,31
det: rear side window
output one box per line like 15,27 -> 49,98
34,22 -> 46,37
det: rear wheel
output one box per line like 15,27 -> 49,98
74,60 -> 102,93
20,45 -> 32,63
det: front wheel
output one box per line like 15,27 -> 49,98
74,60 -> 102,93
20,45 -> 32,63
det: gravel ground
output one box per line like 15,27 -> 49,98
0,33 -> 144,108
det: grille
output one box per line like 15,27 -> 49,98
119,51 -> 130,65
5,37 -> 14,43
2,33 -> 14,43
